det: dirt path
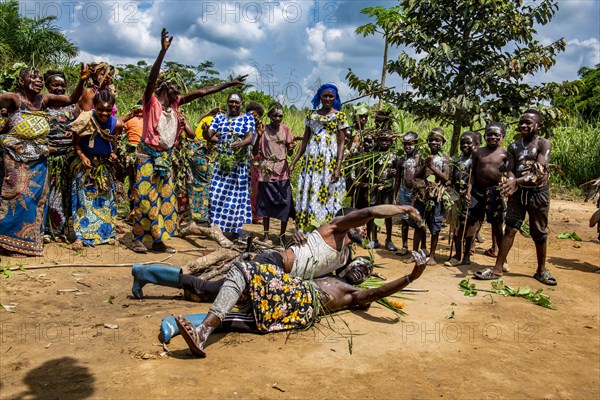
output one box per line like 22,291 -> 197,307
1,199 -> 598,399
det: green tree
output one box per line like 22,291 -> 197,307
355,5 -> 404,109
553,64 -> 600,121
347,0 -> 569,154
0,0 -> 78,69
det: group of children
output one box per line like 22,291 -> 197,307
345,109 -> 555,285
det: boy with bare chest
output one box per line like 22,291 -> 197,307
462,122 -> 508,265
395,132 -> 420,255
474,110 -> 555,285
407,129 -> 450,265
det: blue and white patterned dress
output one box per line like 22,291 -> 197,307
208,113 -> 255,233
295,110 -> 349,231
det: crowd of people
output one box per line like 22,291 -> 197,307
0,27 -> 557,358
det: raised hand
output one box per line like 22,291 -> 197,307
231,74 -> 249,85
161,28 -> 173,51
79,62 -> 91,81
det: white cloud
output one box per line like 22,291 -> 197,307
32,0 -> 599,107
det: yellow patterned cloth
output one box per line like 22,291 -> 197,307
9,110 -> 50,140
132,155 -> 178,243
236,261 -> 320,333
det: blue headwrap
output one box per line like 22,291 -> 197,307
311,83 -> 342,110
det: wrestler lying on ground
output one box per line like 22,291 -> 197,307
156,255 -> 376,344
131,204 -> 422,299
175,249 -> 428,357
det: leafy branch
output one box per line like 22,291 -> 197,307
458,279 -> 557,310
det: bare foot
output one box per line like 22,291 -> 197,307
460,258 -> 472,266
72,239 -> 83,250
426,257 -> 437,266
403,256 -> 415,264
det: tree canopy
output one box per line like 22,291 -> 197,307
0,0 -> 78,70
553,64 -> 600,121
347,0 -> 569,154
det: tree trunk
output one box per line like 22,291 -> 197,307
378,36 -> 389,110
450,122 -> 462,156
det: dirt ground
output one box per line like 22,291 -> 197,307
0,198 -> 598,399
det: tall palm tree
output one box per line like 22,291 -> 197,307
0,0 -> 78,69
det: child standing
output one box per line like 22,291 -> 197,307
247,102 -> 265,225
446,131 -> 477,266
462,122 -> 508,265
252,103 -> 296,244
370,130 -> 400,251
407,129 -> 450,265
395,132 -> 420,255
350,133 -> 375,210
474,110 -> 555,285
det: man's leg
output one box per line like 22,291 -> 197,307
401,220 -> 409,249
178,266 -> 246,356
262,217 -> 270,241
385,217 -> 397,251
428,233 -> 439,265
492,226 -> 519,276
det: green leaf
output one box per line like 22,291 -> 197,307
557,232 -> 582,241
373,218 -> 385,228
426,175 -> 436,182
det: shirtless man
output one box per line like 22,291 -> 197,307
474,110 -> 555,285
462,122 -> 508,265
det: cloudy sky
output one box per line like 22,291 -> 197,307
20,0 -> 600,107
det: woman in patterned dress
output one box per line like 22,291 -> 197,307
290,84 -> 349,231
43,70 -> 78,242
205,93 -> 255,239
129,28 -> 246,253
0,66 -> 87,256
70,90 -> 123,249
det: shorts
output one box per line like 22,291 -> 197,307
505,186 -> 550,244
375,188 -> 394,206
397,186 -> 412,220
352,186 -> 370,209
408,198 -> 444,235
467,186 -> 505,225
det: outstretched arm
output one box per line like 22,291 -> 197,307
179,75 -> 248,106
144,28 -> 173,105
351,251 -> 427,307
327,204 -> 421,233
317,251 -> 428,312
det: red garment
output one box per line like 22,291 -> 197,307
141,95 -> 180,149
251,160 -> 260,223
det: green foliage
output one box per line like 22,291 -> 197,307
459,279 -> 478,296
553,64 -> 600,121
0,0 -> 78,70
347,0 -> 572,155
0,261 -> 25,277
549,118 -> 600,187
557,232 -> 582,241
459,279 -> 557,309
